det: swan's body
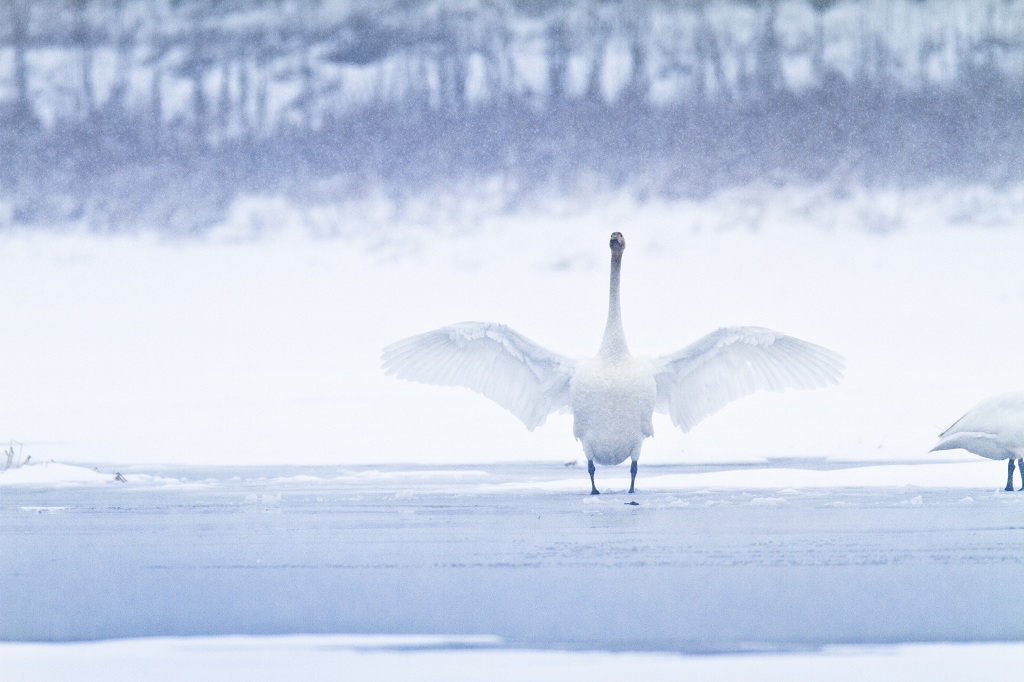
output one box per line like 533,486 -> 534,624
931,392 -> 1024,491
570,355 -> 655,467
382,232 -> 844,494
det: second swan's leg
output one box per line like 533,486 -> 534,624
1006,458 -> 1016,492
1019,459 -> 1023,491
629,460 -> 638,494
588,459 -> 599,495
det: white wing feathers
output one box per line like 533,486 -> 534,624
652,326 -> 845,433
930,392 -> 1024,459
930,432 -> 1015,460
381,322 -> 577,430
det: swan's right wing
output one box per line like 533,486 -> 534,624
381,322 -> 577,430
936,392 -> 1024,440
930,432 -> 1015,460
652,326 -> 844,433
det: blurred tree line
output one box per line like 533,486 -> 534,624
1,0 -> 1022,233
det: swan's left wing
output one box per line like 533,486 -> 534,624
652,326 -> 844,433
381,322 -> 577,430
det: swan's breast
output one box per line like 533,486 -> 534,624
569,356 -> 657,463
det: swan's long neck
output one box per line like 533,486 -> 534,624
599,250 -> 630,358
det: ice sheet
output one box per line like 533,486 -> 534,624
3,462 -> 1022,650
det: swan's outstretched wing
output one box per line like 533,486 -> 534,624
382,322 -> 577,430
652,326 -> 844,432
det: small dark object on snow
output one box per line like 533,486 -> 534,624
625,501 -> 639,506
114,472 -> 127,483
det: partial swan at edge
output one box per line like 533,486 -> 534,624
382,232 -> 845,494
931,392 -> 1024,491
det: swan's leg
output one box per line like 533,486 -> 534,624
588,459 -> 600,495
628,460 -> 638,494
1006,458 -> 1016,492
1018,459 -> 1023,491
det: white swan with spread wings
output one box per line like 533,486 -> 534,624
382,232 -> 844,494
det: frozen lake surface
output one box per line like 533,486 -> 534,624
3,460 -> 1023,652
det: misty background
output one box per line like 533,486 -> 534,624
1,0 -> 1022,235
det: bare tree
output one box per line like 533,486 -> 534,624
5,0 -> 38,128
751,0 -> 784,97
618,3 -> 652,106
70,0 -> 97,120
809,0 -> 841,86
582,5 -> 612,103
693,0 -> 729,101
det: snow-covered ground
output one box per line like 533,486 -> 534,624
2,183 -> 1023,467
0,457 -> 1013,490
3,637 -> 1023,682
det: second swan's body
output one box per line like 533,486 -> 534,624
383,232 -> 844,494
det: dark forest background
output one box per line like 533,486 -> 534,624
1,0 -> 1022,234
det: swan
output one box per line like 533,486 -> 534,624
930,392 -> 1024,491
382,232 -> 844,494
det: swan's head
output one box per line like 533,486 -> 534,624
609,232 -> 625,255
